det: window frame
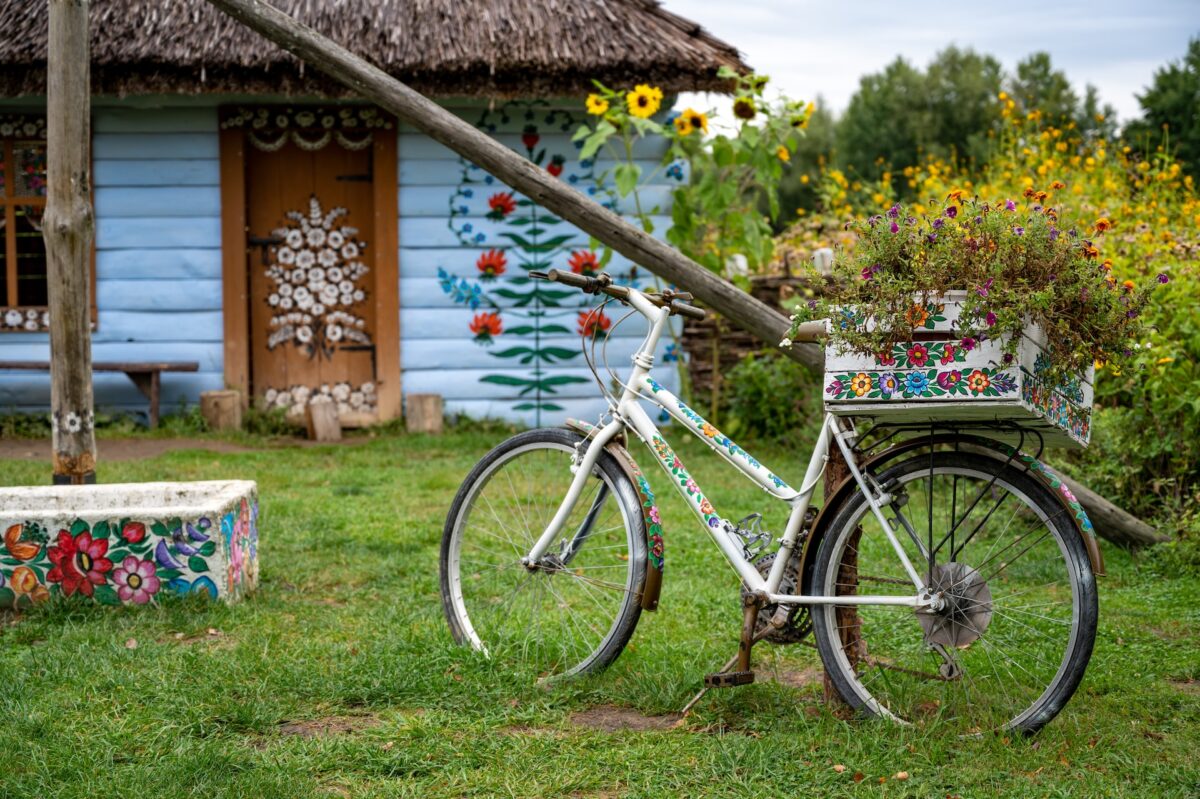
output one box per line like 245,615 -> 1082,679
0,110 -> 96,333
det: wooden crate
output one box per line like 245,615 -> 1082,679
823,298 -> 1094,449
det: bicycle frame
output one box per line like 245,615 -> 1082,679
523,288 -> 936,611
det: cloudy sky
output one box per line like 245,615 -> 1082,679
665,0 -> 1200,124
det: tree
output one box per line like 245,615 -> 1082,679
775,97 -> 836,225
1008,52 -> 1079,127
923,46 -> 1005,166
1124,38 -> 1200,176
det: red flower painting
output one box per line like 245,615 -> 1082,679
486,192 -> 517,220
470,311 -> 503,344
567,250 -> 600,276
577,309 -> 611,338
475,249 -> 507,280
46,529 -> 113,597
547,154 -> 565,177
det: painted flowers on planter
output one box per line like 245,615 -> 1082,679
0,513 -> 227,609
265,196 -> 371,358
825,367 -> 1019,400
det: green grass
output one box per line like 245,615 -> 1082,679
1,428 -> 1197,798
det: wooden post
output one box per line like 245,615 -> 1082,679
200,389 -> 244,432
44,0 -> 96,485
406,394 -> 444,435
305,400 -> 342,442
202,0 -> 1161,549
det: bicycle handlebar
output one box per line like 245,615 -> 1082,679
533,269 -> 707,321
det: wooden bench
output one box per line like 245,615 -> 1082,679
0,360 -> 200,428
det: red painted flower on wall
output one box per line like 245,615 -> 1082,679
470,311 -> 503,344
577,309 -> 611,338
567,250 -> 600,276
547,154 -> 565,177
521,125 -> 540,151
486,192 -> 517,220
475,249 -> 507,280
46,529 -> 112,598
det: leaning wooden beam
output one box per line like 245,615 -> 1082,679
1059,474 -> 1168,548
44,0 -> 96,484
202,0 -> 1161,549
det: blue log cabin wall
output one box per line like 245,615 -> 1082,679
0,99 -> 685,426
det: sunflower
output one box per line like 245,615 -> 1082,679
626,84 -> 663,119
776,145 -> 790,163
732,97 -> 757,120
673,115 -> 693,136
586,94 -> 609,116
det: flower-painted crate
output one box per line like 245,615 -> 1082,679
0,480 -> 258,609
823,299 -> 1094,449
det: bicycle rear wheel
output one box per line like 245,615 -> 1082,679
812,451 -> 1097,734
440,428 -> 647,680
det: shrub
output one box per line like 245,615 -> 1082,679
723,350 -> 822,443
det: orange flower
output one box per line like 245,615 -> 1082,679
1122,279 -> 1136,292
1100,259 -> 1113,272
1051,180 -> 1066,190
849,372 -> 873,396
577,308 -> 611,338
469,311 -> 503,342
1035,190 -> 1049,202
10,566 -> 50,603
966,369 -> 991,393
486,192 -> 517,220
904,304 -> 930,327
1082,243 -> 1100,260
475,249 -> 507,280
567,250 -> 600,276
4,523 -> 40,561
947,188 -> 965,203
1023,187 -> 1036,199
1094,217 -> 1113,233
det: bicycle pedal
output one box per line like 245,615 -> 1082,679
704,670 -> 755,688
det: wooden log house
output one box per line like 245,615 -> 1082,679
0,0 -> 746,427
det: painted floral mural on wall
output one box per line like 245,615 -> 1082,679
0,499 -> 258,609
436,101 -> 684,425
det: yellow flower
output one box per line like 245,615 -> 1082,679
673,115 -> 693,136
1157,357 -> 1174,365
1094,217 -> 1113,233
776,145 -> 790,163
732,97 -> 757,120
799,174 -> 810,185
626,84 -> 663,119
849,373 -> 873,396
673,108 -> 707,136
585,94 -> 609,116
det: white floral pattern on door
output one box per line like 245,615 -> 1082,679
265,196 -> 371,358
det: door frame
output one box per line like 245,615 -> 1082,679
217,106 -> 400,421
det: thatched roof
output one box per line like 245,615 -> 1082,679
0,0 -> 748,99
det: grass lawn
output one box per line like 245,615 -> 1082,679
1,426 -> 1197,798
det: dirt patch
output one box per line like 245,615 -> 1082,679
771,667 -> 825,690
278,714 -> 380,738
568,704 -> 679,732
1169,678 -> 1200,695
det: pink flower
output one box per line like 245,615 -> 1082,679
889,221 -> 900,234
906,344 -> 930,367
986,311 -> 997,327
961,336 -> 977,351
648,506 -> 661,524
113,556 -> 160,604
939,344 -> 958,364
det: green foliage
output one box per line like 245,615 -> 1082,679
723,350 -> 821,443
1007,52 -> 1115,140
575,69 -> 813,276
1124,38 -> 1200,177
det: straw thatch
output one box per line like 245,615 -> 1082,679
0,0 -> 748,98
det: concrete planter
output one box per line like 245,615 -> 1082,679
0,481 -> 258,608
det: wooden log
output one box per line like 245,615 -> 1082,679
200,389 -> 243,432
1058,473 -> 1168,549
406,393 -> 444,435
44,0 -> 96,484
202,0 -> 1165,549
306,400 -> 342,442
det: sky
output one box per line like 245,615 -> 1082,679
665,0 -> 1200,124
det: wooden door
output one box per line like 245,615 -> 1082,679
241,110 -> 389,424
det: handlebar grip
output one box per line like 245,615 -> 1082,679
545,268 -> 594,289
670,299 -> 707,320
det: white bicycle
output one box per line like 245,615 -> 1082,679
440,269 -> 1098,734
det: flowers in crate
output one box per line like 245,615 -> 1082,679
782,193 -> 1159,384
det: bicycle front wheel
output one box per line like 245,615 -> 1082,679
812,450 -> 1097,734
440,428 -> 647,680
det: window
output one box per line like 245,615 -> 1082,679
0,113 -> 49,332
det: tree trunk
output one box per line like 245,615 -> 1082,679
44,0 -> 96,484
201,0 -> 1163,549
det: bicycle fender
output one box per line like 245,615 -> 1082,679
799,434 -> 1104,597
564,419 -> 664,611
